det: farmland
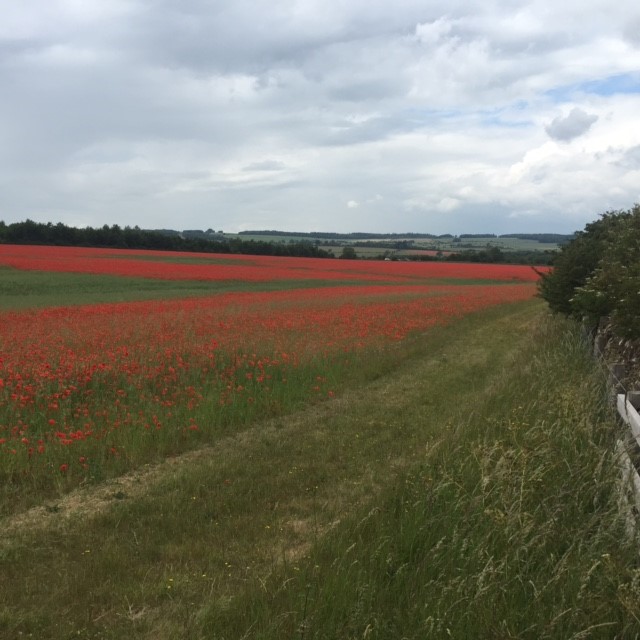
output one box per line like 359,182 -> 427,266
0,245 -> 537,509
232,231 -> 569,253
1,244 -> 638,639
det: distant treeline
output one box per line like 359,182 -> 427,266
0,219 -> 560,265
0,220 -> 333,258
457,233 -> 572,243
498,233 -> 574,244
384,247 -> 555,266
239,230 -> 455,240
244,230 -> 574,244
445,248 -> 556,265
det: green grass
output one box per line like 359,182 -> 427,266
0,268 -> 369,310
234,313 -> 637,639
0,267 -> 220,309
2,301 -> 638,639
99,255 -> 258,265
0,267 -> 529,310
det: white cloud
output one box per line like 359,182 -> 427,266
436,197 -> 461,212
0,0 -> 639,234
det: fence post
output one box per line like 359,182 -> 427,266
610,363 -> 626,394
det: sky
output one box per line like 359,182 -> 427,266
1,1 -> 639,235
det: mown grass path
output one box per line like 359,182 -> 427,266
1,300 -> 553,638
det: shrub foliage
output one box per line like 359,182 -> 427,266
538,203 -> 640,337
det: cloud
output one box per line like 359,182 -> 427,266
614,145 -> 640,169
242,160 -> 287,172
623,17 -> 640,46
436,197 -> 460,212
545,108 -> 599,141
1,1 -> 640,235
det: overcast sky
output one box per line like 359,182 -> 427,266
1,1 -> 639,234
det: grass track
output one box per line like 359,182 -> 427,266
2,300 -> 638,638
0,266 -> 531,310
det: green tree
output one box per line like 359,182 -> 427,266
537,209 -> 631,315
339,246 -> 357,259
571,204 -> 640,337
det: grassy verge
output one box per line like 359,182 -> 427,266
227,313 -> 640,639
2,301 -> 638,638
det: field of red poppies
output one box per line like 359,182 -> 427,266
0,245 -> 541,506
0,243 -> 542,283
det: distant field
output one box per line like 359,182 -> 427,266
0,244 -> 544,287
441,236 -> 562,252
230,233 -> 563,256
324,245 -> 458,259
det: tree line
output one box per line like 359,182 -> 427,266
239,230 -> 455,240
0,218 -> 559,266
538,204 -> 640,338
0,220 -> 333,259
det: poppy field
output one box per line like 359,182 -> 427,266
0,245 -> 541,511
4,246 -> 638,640
0,243 -> 543,283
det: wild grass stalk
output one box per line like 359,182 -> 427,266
209,315 -> 640,639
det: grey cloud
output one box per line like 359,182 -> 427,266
623,17 -> 640,46
324,114 -> 423,146
122,1 -> 402,74
545,108 -> 598,141
1,1 -> 640,235
328,77 -> 408,103
243,160 -> 287,171
616,145 -> 640,169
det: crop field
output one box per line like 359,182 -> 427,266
0,244 -> 542,283
0,245 -> 538,510
3,244 -> 639,639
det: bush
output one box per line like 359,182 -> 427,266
538,205 -> 639,337
571,204 -> 640,337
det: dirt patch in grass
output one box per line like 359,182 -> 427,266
1,447 -> 213,539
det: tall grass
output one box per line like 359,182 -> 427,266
205,315 -> 640,639
2,306 -> 639,639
